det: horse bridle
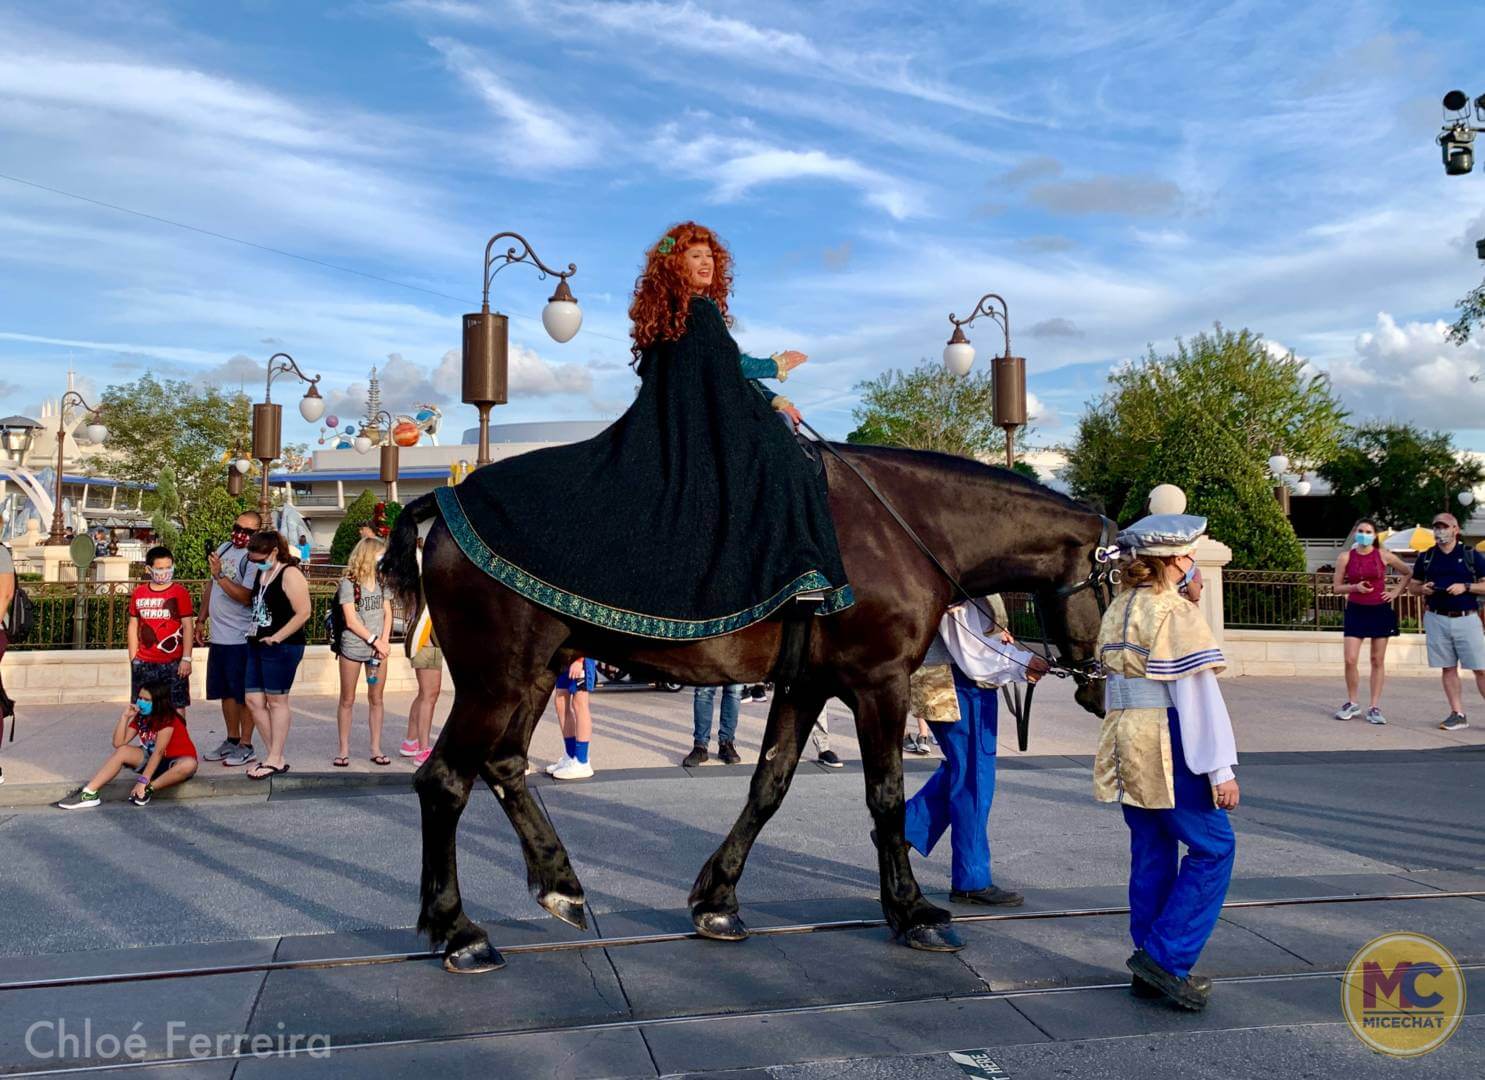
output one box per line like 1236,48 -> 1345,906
803,424 -> 1119,693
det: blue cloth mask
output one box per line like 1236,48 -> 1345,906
135,699 -> 153,716
1355,533 -> 1375,547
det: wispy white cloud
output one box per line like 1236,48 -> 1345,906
654,125 -> 923,219
428,37 -> 599,169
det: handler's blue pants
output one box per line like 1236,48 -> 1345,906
1120,709 -> 1236,978
903,670 -> 998,893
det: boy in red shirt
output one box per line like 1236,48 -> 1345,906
128,546 -> 194,712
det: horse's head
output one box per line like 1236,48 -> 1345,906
1031,511 -> 1117,719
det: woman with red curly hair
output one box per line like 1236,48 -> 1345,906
432,221 -> 853,640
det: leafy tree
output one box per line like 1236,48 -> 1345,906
1063,325 -> 1348,570
175,486 -> 250,581
329,491 -> 402,564
97,375 -> 252,529
1449,277 -> 1485,345
847,359 -> 1038,465
150,466 -> 182,553
1317,423 -> 1485,529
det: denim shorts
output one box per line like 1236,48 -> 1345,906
205,643 -> 250,703
245,641 -> 305,696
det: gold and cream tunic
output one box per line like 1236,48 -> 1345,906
909,597 -> 1034,726
1092,587 -> 1237,809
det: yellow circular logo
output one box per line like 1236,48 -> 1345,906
1343,932 -> 1465,1057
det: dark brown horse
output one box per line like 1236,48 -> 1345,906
381,443 -> 1108,973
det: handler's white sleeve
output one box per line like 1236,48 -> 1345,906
937,602 -> 1033,687
1168,668 -> 1238,785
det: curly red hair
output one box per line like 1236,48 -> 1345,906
628,222 -> 734,364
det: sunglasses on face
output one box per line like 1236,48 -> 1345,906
231,526 -> 254,537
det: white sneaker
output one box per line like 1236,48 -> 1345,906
1334,701 -> 1360,721
545,754 -> 573,775
551,759 -> 594,780
1365,707 -> 1387,725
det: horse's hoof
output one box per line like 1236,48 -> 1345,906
539,890 -> 589,931
692,910 -> 749,941
901,923 -> 964,953
443,938 -> 506,974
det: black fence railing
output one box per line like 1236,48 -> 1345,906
11,573 -> 396,651
1223,570 -> 1425,633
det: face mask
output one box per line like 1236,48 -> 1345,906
135,699 -> 153,716
230,528 -> 253,548
150,566 -> 174,584
1435,528 -> 1453,544
1178,563 -> 1197,590
1355,532 -> 1375,547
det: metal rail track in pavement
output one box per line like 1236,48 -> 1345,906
2,888 -> 1479,993
9,959 -> 1485,1077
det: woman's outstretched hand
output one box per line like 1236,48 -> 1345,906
777,350 -> 807,372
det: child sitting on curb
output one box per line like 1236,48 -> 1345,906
57,680 -> 199,809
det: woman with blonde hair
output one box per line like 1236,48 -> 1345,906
1094,513 -> 1238,1011
334,537 -> 393,767
1331,517 -> 1410,725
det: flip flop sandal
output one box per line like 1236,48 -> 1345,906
248,763 -> 290,781
369,755 -> 391,766
332,757 -> 350,768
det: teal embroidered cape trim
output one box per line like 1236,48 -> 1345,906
435,485 -> 854,640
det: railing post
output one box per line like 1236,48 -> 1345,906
72,564 -> 88,649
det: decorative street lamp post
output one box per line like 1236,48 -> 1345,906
941,293 -> 1026,468
252,353 -> 325,519
46,391 -> 108,545
463,232 -> 582,466
0,415 -> 40,466
354,409 -> 401,502
1266,454 -> 1292,517
226,441 -> 249,498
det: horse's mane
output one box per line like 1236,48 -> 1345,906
829,442 -> 1095,516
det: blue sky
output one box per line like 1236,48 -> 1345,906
3,0 -> 1485,454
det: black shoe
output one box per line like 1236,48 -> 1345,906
817,749 -> 843,768
1126,949 -> 1210,1010
682,744 -> 708,767
1132,971 -> 1212,999
718,741 -> 742,765
950,886 -> 1024,907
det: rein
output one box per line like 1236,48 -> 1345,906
802,423 -> 1116,685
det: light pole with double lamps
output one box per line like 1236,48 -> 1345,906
353,409 -> 401,502
46,391 -> 108,545
463,232 -> 583,466
941,292 -> 1027,468
251,353 -> 325,520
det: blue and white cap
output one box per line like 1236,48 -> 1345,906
1117,513 -> 1208,557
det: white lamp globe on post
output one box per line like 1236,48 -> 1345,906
1266,454 -> 1289,478
1460,490 -> 1476,508
1148,484 -> 1188,515
1294,479 -> 1312,497
541,279 -> 583,344
298,384 -> 326,423
234,457 -> 252,475
353,433 -> 374,455
85,422 -> 108,445
943,326 -> 975,376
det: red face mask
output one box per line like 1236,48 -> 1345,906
230,526 -> 253,549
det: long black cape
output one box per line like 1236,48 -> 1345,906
436,296 -> 854,639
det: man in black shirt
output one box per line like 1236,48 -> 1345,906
1407,513 -> 1485,730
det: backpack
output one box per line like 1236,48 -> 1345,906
324,581 -> 360,655
3,544 -> 33,643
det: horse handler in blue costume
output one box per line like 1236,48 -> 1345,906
1095,513 -> 1239,1011
904,596 -> 1049,907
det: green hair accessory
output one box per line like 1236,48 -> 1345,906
657,236 -> 675,255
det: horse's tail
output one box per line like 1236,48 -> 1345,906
381,492 -> 439,613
